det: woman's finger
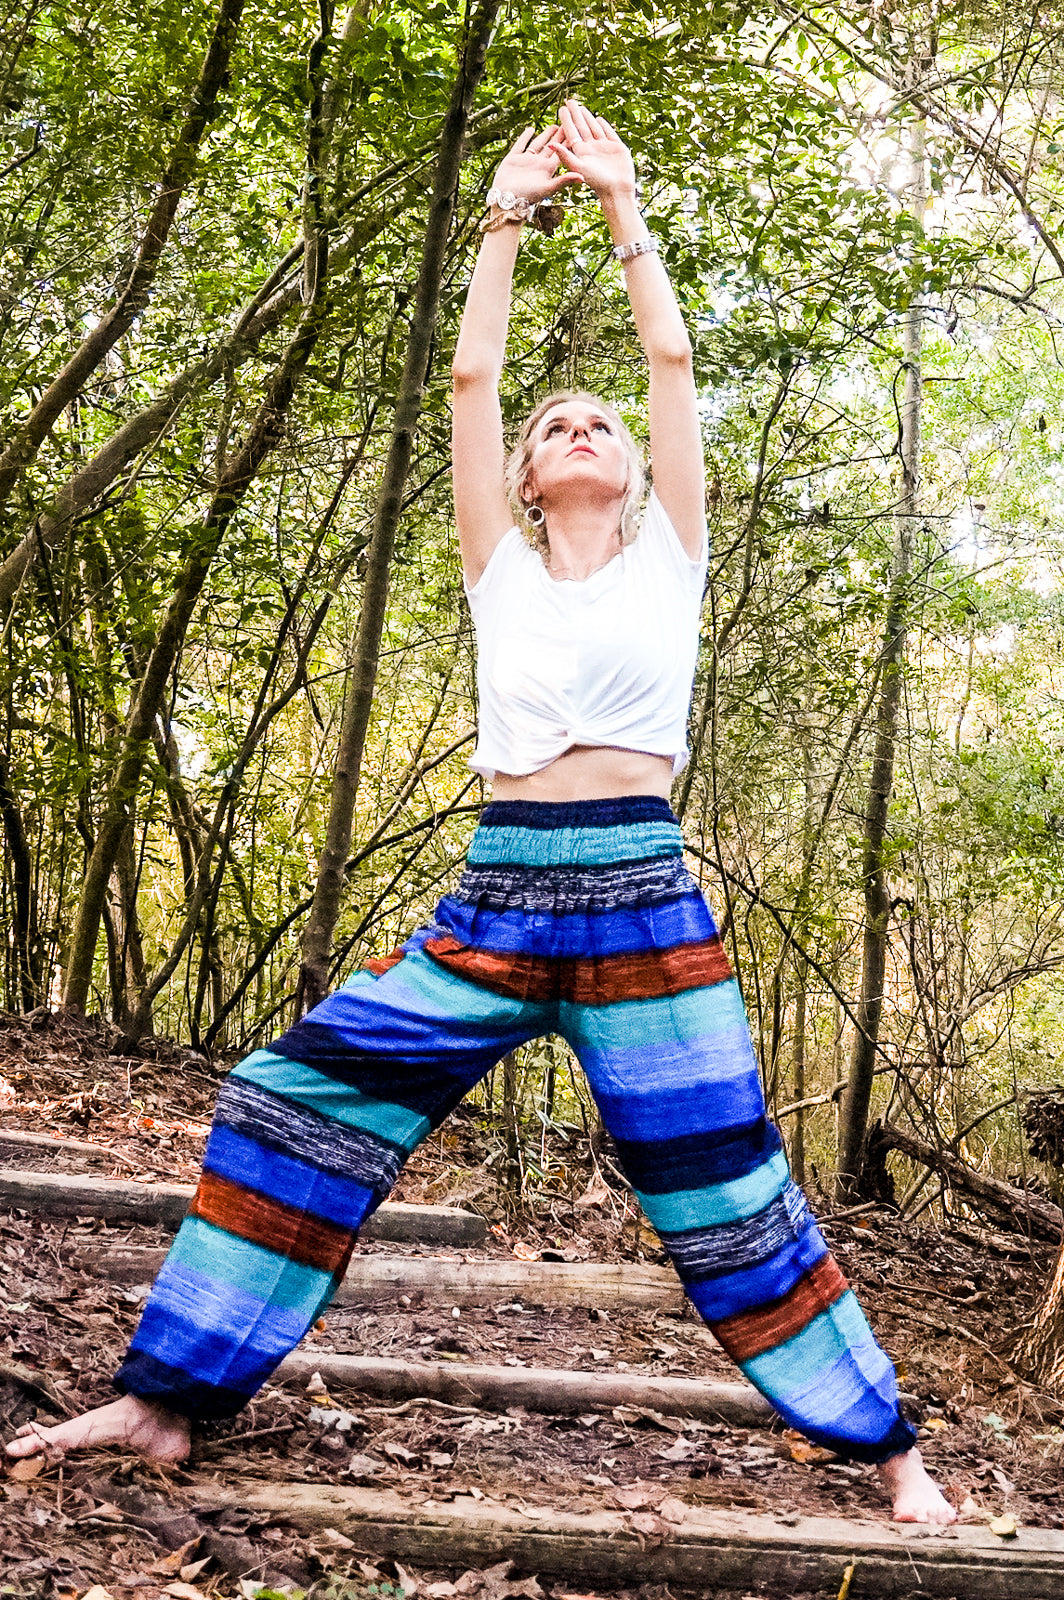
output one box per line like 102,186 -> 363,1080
548,138 -> 584,176
544,171 -> 584,193
558,101 -> 584,143
564,98 -> 599,140
527,126 -> 559,153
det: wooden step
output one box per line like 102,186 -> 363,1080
0,1166 -> 486,1245
65,1239 -> 685,1311
196,1478 -> 1064,1598
275,1349 -> 770,1424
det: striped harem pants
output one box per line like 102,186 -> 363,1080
116,796 -> 916,1463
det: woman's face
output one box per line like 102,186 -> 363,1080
523,400 -> 629,507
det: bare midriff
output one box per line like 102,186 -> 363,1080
490,745 -> 674,803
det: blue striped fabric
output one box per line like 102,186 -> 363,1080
114,796 -> 916,1464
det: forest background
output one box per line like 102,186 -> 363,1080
5,0 -> 1064,1272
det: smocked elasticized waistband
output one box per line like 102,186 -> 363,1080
477,795 -> 677,832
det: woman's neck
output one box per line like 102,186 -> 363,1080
540,502 -> 623,581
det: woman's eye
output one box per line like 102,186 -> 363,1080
592,420 -> 611,432
546,422 -> 564,436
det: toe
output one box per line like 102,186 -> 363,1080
5,1429 -> 44,1459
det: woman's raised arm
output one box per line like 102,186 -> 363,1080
451,128 -> 577,585
552,102 -> 705,557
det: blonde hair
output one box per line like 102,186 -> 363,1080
505,390 -> 646,554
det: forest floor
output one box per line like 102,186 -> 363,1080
1,1009 -> 1063,1600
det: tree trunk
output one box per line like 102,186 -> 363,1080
296,0 -> 501,1013
0,750 -> 41,1009
107,821 -> 151,1037
791,959 -> 808,1187
503,1049 -> 522,1204
836,108 -> 925,1201
872,1118 -> 1063,1241
789,693 -> 819,1188
1009,1242 -> 1064,1393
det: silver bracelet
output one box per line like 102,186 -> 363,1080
612,235 -> 659,263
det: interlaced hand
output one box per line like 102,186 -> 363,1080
490,125 -> 583,202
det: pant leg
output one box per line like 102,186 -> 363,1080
562,880 -> 917,1465
116,923 -> 552,1420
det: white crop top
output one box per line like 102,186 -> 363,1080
464,490 -> 708,781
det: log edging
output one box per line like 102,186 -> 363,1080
275,1350 -> 772,1424
0,1167 -> 486,1245
195,1479 -> 1064,1598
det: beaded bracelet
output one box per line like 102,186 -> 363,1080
612,235 -> 659,263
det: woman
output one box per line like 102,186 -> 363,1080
6,103 -> 954,1525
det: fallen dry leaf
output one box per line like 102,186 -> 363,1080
316,1528 -> 356,1550
611,1405 -> 672,1430
179,1559 -> 211,1584
627,1511 -> 666,1547
383,1442 -> 419,1465
164,1582 -> 208,1600
390,1560 -> 417,1597
657,1436 -> 698,1462
7,1455 -> 46,1481
575,1174 -> 610,1208
151,1539 -> 201,1576
611,1485 -> 654,1510
657,1496 -> 689,1525
789,1440 -> 836,1465
988,1514 -> 1018,1539
80,1588 -> 115,1600
72,1501 -> 125,1525
511,1242 -> 540,1261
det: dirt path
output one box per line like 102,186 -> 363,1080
2,1010 -> 1063,1599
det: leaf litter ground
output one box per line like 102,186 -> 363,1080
2,1010 -> 1064,1600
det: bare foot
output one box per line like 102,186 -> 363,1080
877,1447 -> 957,1524
4,1396 -> 190,1465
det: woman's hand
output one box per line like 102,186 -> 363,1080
551,100 -> 637,201
490,125 -> 583,202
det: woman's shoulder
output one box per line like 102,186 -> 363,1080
463,524 -> 539,600
632,489 -> 708,580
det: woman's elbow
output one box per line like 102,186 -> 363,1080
451,355 -> 500,390
651,337 -> 694,371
